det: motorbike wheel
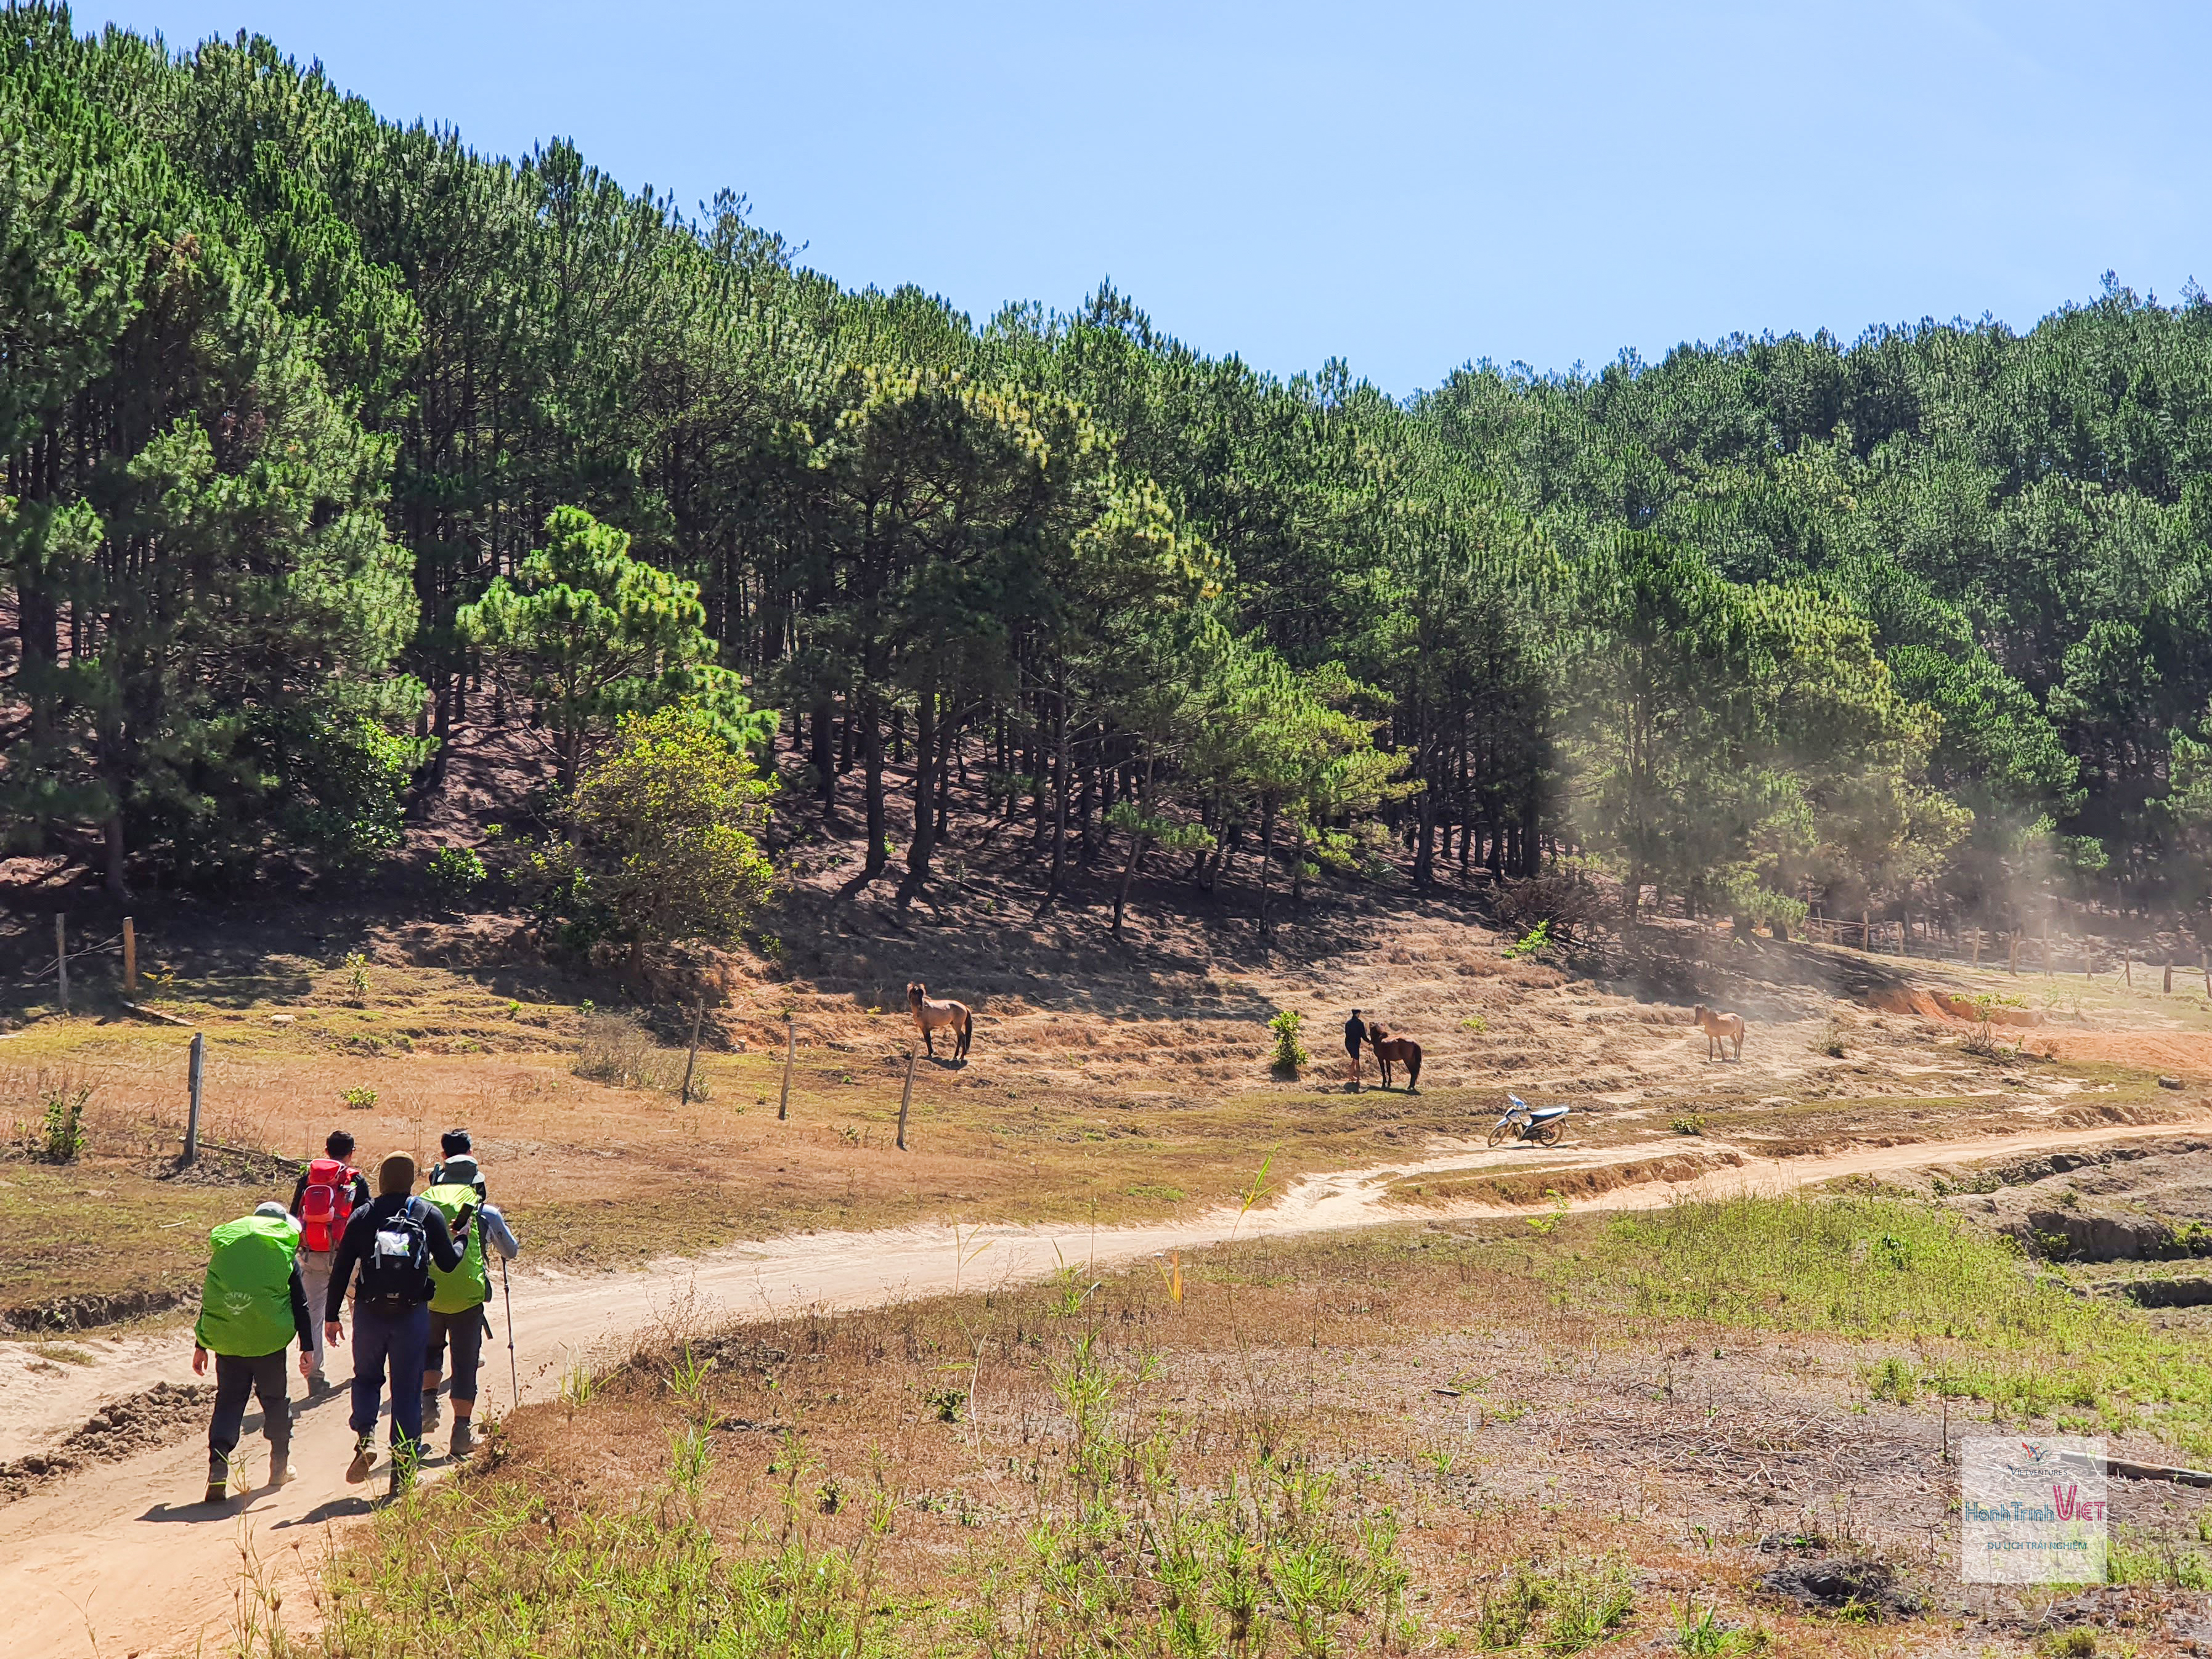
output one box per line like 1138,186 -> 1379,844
1487,1121 -> 1513,1148
1533,1119 -> 1564,1146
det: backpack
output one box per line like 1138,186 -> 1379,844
356,1198 -> 431,1303
195,1213 -> 301,1357
299,1158 -> 357,1251
422,1182 -> 489,1314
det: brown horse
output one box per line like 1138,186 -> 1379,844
908,982 -> 973,1060
1367,1023 -> 1422,1091
1693,1004 -> 1745,1061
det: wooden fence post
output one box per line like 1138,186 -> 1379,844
2123,946 -> 2131,987
2164,958 -> 2173,994
55,913 -> 68,1013
679,996 -> 704,1106
1972,927 -> 1982,969
2009,932 -> 2020,975
122,915 -> 136,995
896,1048 -> 917,1151
2044,919 -> 2053,978
778,1015 -> 795,1122
184,1032 -> 205,1166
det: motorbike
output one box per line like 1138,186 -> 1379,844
1487,1093 -> 1571,1148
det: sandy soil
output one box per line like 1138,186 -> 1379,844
6,1111 -> 2210,1659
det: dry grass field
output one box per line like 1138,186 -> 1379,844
283,1196 -> 2212,1657
10,779 -> 2212,1654
6,876 -> 2211,1332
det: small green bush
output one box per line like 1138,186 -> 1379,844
39,1084 -> 90,1162
1267,1008 -> 1309,1073
429,845 -> 489,901
342,1085 -> 378,1111
1864,1355 -> 1918,1404
1505,919 -> 1553,959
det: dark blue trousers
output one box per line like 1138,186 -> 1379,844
349,1298 -> 429,1453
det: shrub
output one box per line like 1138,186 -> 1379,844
1267,1008 -> 1309,1073
528,704 -> 777,959
575,1010 -> 677,1090
428,845 -> 488,902
1505,919 -> 1553,959
38,1083 -> 90,1162
342,1085 -> 378,1111
1864,1355 -> 1917,1404
1671,1116 -> 1706,1135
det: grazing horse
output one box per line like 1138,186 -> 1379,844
1693,1004 -> 1745,1061
1367,1023 -> 1423,1091
908,981 -> 973,1060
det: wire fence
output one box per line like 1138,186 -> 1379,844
1801,914 -> 2212,989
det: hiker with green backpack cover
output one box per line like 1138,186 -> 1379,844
417,1153 -> 519,1456
192,1201 -> 314,1504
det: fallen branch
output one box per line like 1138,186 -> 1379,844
2060,1450 -> 2212,1487
172,1135 -> 304,1170
120,999 -> 192,1027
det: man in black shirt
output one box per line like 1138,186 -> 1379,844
1344,1009 -> 1367,1092
323,1151 -> 470,1495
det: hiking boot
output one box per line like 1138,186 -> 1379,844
420,1389 -> 441,1429
203,1477 -> 229,1505
269,1454 -> 297,1488
305,1373 -> 328,1398
345,1433 -> 376,1484
386,1461 -> 415,1501
449,1419 -> 474,1458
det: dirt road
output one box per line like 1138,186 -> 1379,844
5,1112 -> 2206,1659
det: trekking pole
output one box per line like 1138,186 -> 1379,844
500,1254 -> 519,1408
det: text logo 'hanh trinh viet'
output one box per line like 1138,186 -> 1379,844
1960,1437 -> 2108,1584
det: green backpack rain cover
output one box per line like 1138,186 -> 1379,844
194,1214 -> 301,1357
422,1182 -> 489,1314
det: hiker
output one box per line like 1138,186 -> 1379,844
290,1129 -> 370,1393
193,1201 -> 314,1504
418,1152 -> 519,1456
428,1127 -> 487,1199
323,1151 -> 471,1496
1344,1008 -> 1367,1092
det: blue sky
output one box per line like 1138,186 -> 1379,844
86,1 -> 2211,395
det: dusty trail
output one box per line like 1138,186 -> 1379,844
4,1111 -> 2206,1659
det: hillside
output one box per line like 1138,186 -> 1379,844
9,8 -> 2212,1655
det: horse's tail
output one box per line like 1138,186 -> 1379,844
959,1006 -> 974,1053
1407,1047 -> 1421,1089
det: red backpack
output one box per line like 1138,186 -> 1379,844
299,1158 -> 358,1251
